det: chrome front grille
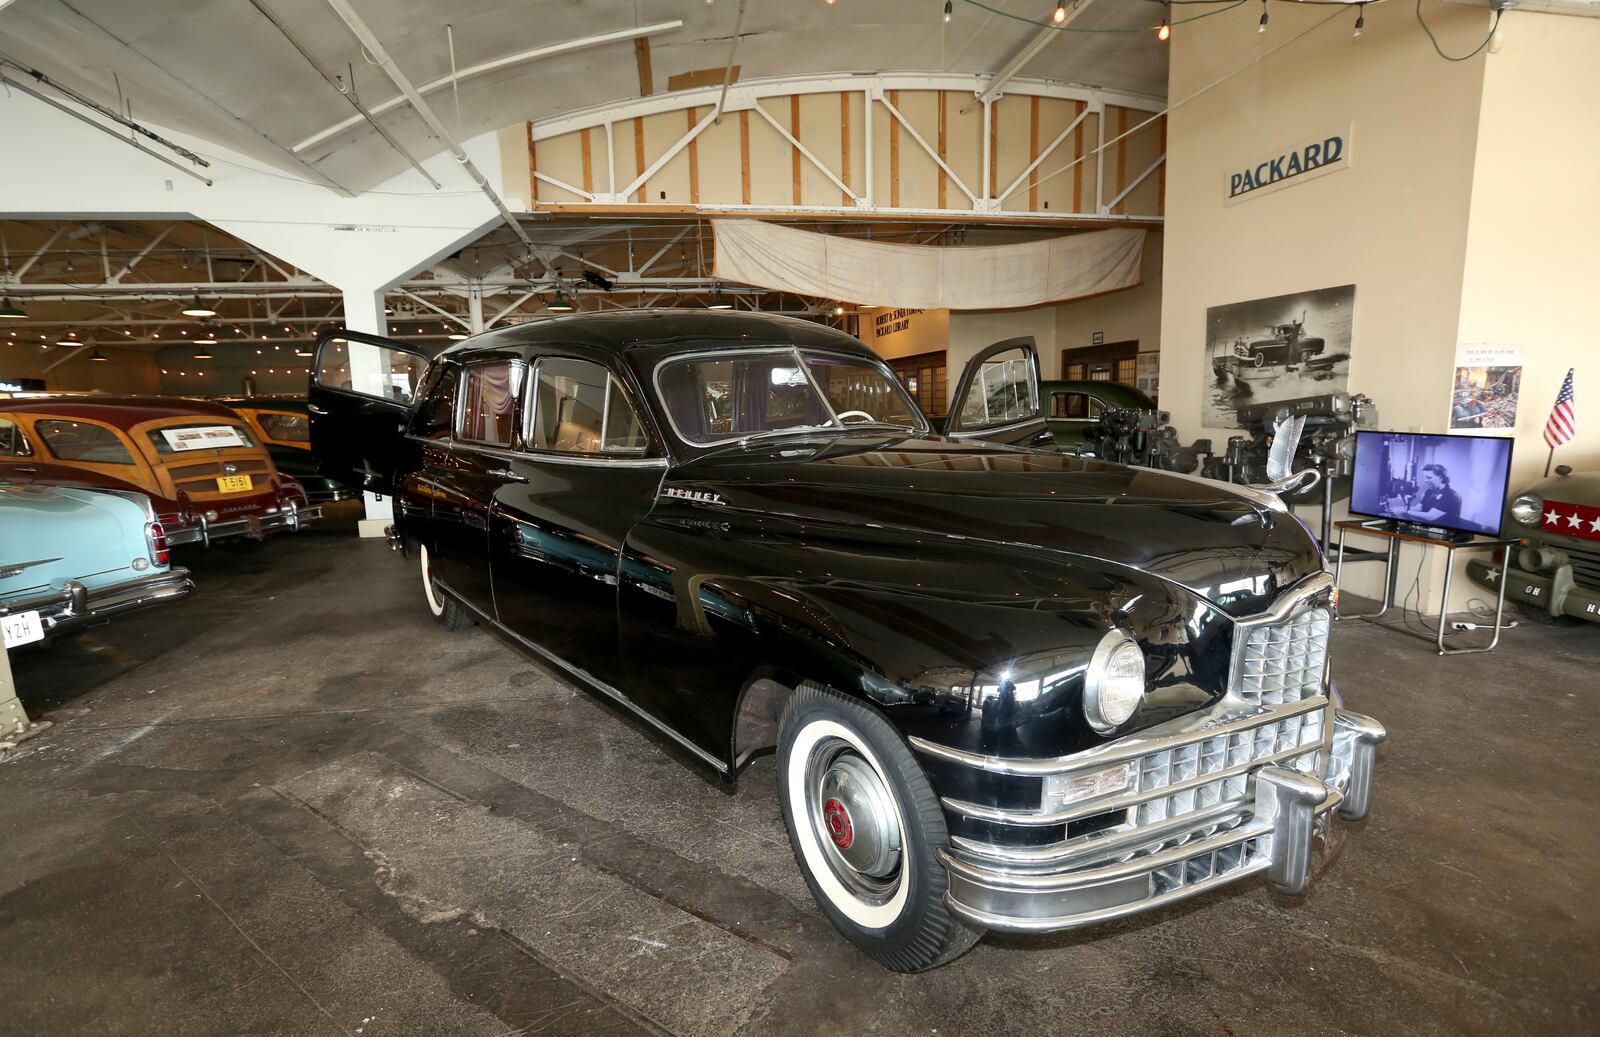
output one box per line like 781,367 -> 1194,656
1151,826 -> 1267,895
1565,542 -> 1600,592
1234,606 -> 1330,705
1131,708 -> 1324,827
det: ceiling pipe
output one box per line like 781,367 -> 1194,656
962,0 -> 1100,115
245,0 -> 442,189
292,20 -> 685,153
713,0 -> 749,124
319,0 -> 537,253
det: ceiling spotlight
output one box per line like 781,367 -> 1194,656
1353,3 -> 1364,36
0,297 -> 26,319
1053,1 -> 1067,25
55,336 -> 82,347
1259,1 -> 1268,33
548,290 -> 574,312
944,0 -> 952,23
181,295 -> 217,317
708,290 -> 733,310
193,348 -> 214,360
832,304 -> 846,317
89,349 -> 109,363
294,347 -> 313,357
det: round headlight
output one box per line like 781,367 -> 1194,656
1085,632 -> 1146,733
1510,492 -> 1543,527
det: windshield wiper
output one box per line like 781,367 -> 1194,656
733,424 -> 842,446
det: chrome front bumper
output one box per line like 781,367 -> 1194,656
1,569 -> 194,642
166,503 -> 323,547
922,705 -> 1385,934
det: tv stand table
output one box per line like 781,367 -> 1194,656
1331,520 -> 1520,655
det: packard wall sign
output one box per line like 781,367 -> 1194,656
1226,126 -> 1351,205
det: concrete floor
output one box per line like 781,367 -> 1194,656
2,516 -> 1597,1037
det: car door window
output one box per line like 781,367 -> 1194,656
317,337 -> 427,404
411,363 -> 460,440
1050,393 -> 1102,420
529,357 -> 649,456
35,420 -> 136,464
0,417 -> 32,456
457,361 -> 525,447
957,347 -> 1038,430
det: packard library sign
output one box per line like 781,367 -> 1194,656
1226,126 -> 1351,204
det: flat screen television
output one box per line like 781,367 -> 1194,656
1349,430 -> 1514,538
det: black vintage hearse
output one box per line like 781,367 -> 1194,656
309,311 -> 1384,972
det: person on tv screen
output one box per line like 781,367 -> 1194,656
1386,463 -> 1462,528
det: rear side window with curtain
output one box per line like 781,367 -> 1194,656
457,362 -> 524,446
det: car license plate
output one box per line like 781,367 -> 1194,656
2,610 -> 44,649
216,474 -> 253,493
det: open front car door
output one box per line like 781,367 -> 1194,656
308,329 -> 433,494
944,336 -> 1054,449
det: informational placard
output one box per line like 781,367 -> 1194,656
161,425 -> 248,452
1451,343 -> 1522,433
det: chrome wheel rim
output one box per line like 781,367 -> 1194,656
805,737 -> 903,902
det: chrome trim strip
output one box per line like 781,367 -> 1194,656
949,799 -> 1246,867
938,736 -> 1321,827
909,694 -> 1327,778
1230,571 -> 1334,630
433,576 -> 729,775
410,436 -> 668,468
945,416 -> 1044,441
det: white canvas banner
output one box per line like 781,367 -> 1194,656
712,220 -> 1145,310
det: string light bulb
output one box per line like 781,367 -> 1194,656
1259,0 -> 1268,33
944,0 -> 952,22
1158,7 -> 1170,41
1353,3 -> 1364,37
1053,1 -> 1067,25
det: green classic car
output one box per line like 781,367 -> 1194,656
1041,379 -> 1159,450
1,482 -> 193,650
1467,465 -> 1600,624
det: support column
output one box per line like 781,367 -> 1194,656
341,284 -> 395,540
467,284 -> 485,334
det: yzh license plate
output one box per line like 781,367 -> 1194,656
2,610 -> 45,649
216,474 -> 253,493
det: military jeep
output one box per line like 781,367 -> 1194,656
1467,465 -> 1600,625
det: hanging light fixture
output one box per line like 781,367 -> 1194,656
294,346 -> 313,357
448,332 -> 468,341
192,347 -> 215,360
1259,0 -> 1269,33
0,297 -> 26,319
54,335 -> 82,347
181,295 -> 217,317
548,290 -> 574,312
194,325 -> 219,345
943,0 -> 952,22
1158,3 -> 1171,41
89,349 -> 109,363
1053,1 -> 1067,26
1353,3 -> 1365,37
708,287 -> 733,310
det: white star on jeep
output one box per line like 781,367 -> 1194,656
1591,515 -> 1600,533
1485,567 -> 1499,581
1545,508 -> 1561,525
1568,512 -> 1584,529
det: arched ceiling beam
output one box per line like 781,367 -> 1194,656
290,20 -> 686,154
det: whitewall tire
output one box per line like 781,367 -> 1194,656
419,544 -> 472,632
777,683 -> 982,971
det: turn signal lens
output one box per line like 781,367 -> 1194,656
1510,493 -> 1543,527
1084,632 -> 1146,732
146,520 -> 171,567
1042,762 -> 1133,812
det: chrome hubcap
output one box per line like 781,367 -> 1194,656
806,738 -> 902,899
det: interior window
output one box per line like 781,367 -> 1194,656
530,357 -> 648,455
255,412 -> 310,442
957,347 -> 1038,430
316,338 -> 427,404
0,417 -> 32,457
413,364 -> 460,440
1050,393 -> 1101,420
458,362 -> 524,446
35,420 -> 136,464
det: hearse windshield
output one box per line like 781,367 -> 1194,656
655,348 -> 926,446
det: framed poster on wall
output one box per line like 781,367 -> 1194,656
1451,344 -> 1522,433
1203,284 -> 1355,428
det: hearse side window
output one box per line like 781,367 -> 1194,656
0,417 -> 32,457
457,362 -> 524,447
34,420 -> 136,464
528,358 -> 648,456
412,363 -> 460,440
316,338 -> 426,404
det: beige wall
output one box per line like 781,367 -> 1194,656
859,307 -> 950,361
4,345 -> 162,394
1159,0 -> 1495,604
1456,10 -> 1600,490
1055,233 -> 1164,385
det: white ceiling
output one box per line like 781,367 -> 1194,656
0,0 -> 1169,192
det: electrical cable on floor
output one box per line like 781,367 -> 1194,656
1416,0 -> 1503,62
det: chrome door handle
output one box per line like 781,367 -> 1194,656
14,466 -> 37,474
486,468 -> 528,483
307,403 -> 327,415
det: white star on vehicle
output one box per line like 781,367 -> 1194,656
1591,515 -> 1600,533
1568,512 -> 1584,529
1545,509 -> 1562,525
1485,567 -> 1499,581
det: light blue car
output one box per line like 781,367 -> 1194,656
1,483 -> 193,651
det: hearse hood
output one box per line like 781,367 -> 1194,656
663,436 -> 1322,617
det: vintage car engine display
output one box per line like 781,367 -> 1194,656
1078,406 -> 1207,473
309,312 -> 1385,972
1468,465 -> 1600,626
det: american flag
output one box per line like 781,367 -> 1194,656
1544,368 -> 1576,448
